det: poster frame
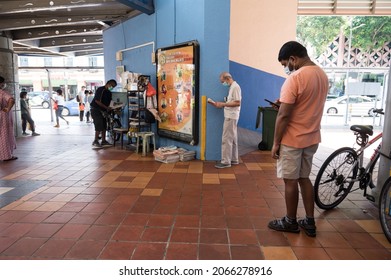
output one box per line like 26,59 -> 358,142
155,40 -> 200,145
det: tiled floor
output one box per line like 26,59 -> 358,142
0,115 -> 390,260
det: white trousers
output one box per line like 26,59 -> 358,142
221,118 -> 238,164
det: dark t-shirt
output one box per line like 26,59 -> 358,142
90,86 -> 112,111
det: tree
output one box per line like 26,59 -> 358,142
297,16 -> 391,62
349,16 -> 391,51
296,16 -> 345,57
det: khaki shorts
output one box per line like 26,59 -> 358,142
277,144 -> 319,180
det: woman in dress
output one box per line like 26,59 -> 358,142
0,76 -> 17,161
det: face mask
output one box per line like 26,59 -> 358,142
222,82 -> 229,87
108,86 -> 113,91
1,83 -> 6,90
284,59 -> 295,76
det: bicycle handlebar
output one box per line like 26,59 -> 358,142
373,108 -> 384,115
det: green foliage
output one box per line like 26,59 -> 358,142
297,16 -> 345,57
348,16 -> 391,51
297,16 -> 391,57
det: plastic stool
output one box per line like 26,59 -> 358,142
135,132 -> 156,156
113,128 -> 128,149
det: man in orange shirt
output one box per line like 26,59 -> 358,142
268,41 -> 328,237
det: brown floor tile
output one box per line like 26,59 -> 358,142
199,244 -> 230,260
98,241 -> 136,260
201,216 -> 227,229
356,248 -> 391,260
81,225 -> 116,240
200,229 -> 228,244
147,214 -> 175,227
170,228 -> 199,243
166,243 -> 198,260
95,213 -> 125,225
256,230 -> 291,246
174,215 -> 200,228
0,211 -> 30,223
68,212 -> 100,224
0,237 -> 18,254
53,224 -> 90,239
0,223 -> 36,237
65,240 -> 107,259
226,216 -> 253,229
25,223 -> 63,238
131,243 -> 167,260
112,225 -> 144,241
230,245 -> 264,260
2,237 -> 47,257
33,239 -> 76,258
43,212 -> 77,224
292,247 -> 331,260
325,248 -> 365,260
229,229 -> 258,245
141,227 -> 171,242
316,232 -> 353,248
18,212 -> 53,223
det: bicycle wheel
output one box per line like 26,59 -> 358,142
314,147 -> 359,209
368,147 -> 381,190
379,177 -> 391,243
108,119 -> 122,141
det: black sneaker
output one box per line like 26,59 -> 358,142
298,218 -> 317,237
268,216 -> 300,233
22,132 -> 30,136
100,140 -> 112,147
92,140 -> 102,149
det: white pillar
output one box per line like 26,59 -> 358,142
374,64 -> 391,204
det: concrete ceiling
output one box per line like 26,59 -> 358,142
0,0 -> 154,57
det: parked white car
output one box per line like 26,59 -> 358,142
324,95 -> 378,116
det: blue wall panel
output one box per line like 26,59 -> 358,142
229,61 -> 285,132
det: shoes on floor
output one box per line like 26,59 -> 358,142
215,162 -> 231,169
231,160 -> 240,165
3,156 -> 18,162
32,132 -> 40,136
101,140 -> 112,147
92,140 -> 102,149
22,132 -> 30,136
54,124 -> 60,128
298,218 -> 317,237
268,216 -> 300,233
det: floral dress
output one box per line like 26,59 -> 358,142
0,89 -> 16,160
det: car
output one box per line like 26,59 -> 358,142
27,91 -> 51,108
62,98 -> 80,116
323,95 -> 378,116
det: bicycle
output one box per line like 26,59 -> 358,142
103,106 -> 124,142
314,108 -> 385,209
314,108 -> 391,242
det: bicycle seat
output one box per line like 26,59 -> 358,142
350,125 -> 373,136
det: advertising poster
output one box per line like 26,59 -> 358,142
156,41 -> 199,144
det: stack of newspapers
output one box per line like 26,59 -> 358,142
153,146 -> 196,163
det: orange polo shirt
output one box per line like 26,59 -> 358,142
279,65 -> 329,148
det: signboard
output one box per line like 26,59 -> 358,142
155,41 -> 199,145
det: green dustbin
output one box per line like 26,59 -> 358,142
256,106 -> 278,151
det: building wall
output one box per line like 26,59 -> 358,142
229,0 -> 297,130
103,0 -> 297,160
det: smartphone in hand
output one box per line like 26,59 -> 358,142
264,99 -> 280,108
